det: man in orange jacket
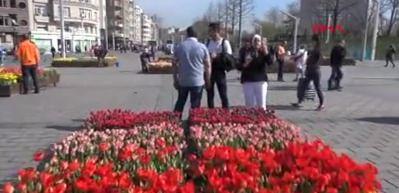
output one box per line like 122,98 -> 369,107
17,34 -> 40,94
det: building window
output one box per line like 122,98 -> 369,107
0,16 -> 9,26
18,2 -> 26,9
10,0 -> 16,8
0,0 -> 7,7
79,8 -> 92,20
35,5 -> 48,16
64,7 -> 71,18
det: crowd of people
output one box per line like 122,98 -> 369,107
171,22 -> 379,113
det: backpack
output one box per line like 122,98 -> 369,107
207,39 -> 237,72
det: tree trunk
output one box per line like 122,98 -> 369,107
332,0 -> 340,39
225,0 -> 229,37
386,1 -> 397,36
238,0 -> 243,50
231,1 -> 236,37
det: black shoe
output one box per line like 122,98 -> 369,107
34,90 -> 40,94
291,103 -> 302,108
384,65 -> 388,67
22,91 -> 28,95
336,86 -> 343,92
328,87 -> 335,91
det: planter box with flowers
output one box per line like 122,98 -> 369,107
52,57 -> 118,68
0,67 -> 60,97
2,108 -> 381,193
0,68 -> 21,97
147,59 -> 174,74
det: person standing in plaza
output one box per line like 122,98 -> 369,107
238,34 -> 272,110
0,47 -> 4,66
206,22 -> 232,109
276,41 -> 287,81
328,40 -> 346,91
140,48 -> 151,73
173,27 -> 211,113
292,34 -> 324,111
385,45 -> 396,68
17,34 -> 40,94
50,47 -> 56,58
293,45 -> 307,81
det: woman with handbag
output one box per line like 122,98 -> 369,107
238,34 -> 272,110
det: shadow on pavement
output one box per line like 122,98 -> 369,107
268,85 -> 297,91
268,105 -> 301,111
46,124 -> 81,132
357,117 -> 399,125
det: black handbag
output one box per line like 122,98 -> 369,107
220,39 -> 237,72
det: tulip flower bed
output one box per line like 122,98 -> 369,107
189,108 -> 301,150
83,109 -> 181,130
2,108 -> 381,193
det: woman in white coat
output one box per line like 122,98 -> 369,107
238,35 -> 273,110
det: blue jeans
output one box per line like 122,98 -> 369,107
174,86 -> 204,112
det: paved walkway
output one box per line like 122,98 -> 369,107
0,53 -> 398,192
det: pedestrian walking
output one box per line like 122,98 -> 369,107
276,41 -> 287,81
293,45 -> 307,81
238,34 -> 273,110
150,45 -> 156,61
140,48 -> 151,73
17,34 -> 41,94
385,44 -> 396,68
0,47 -> 5,66
50,47 -> 56,58
328,40 -> 346,91
206,22 -> 232,109
292,34 -> 325,111
173,27 -> 211,113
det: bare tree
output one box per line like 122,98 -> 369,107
266,7 -> 282,27
287,1 -> 300,16
384,0 -> 399,36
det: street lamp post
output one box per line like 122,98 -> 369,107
362,0 -> 371,61
371,0 -> 380,61
280,10 -> 299,54
59,0 -> 66,58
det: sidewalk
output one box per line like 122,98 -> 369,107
0,53 -> 398,192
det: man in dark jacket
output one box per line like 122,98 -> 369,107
328,40 -> 346,91
385,45 -> 396,68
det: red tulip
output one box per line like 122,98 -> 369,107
3,183 -> 14,193
33,150 -> 45,162
99,142 -> 110,152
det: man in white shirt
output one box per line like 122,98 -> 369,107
293,45 -> 307,81
206,22 -> 233,109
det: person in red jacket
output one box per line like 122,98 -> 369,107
17,34 -> 40,94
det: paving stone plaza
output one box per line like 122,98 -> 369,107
0,53 -> 398,192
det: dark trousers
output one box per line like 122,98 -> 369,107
328,65 -> 343,89
22,65 -> 39,93
385,57 -> 396,67
207,72 -> 229,108
174,86 -> 204,113
277,59 -> 284,81
298,69 -> 324,105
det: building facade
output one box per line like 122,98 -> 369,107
141,13 -> 151,44
106,0 -> 132,47
132,5 -> 142,44
30,0 -> 103,53
0,0 -> 30,49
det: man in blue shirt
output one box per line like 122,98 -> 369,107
173,27 -> 211,113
